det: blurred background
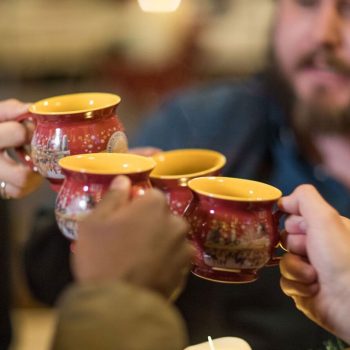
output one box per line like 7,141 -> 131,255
0,0 -> 275,348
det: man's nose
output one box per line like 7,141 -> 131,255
311,4 -> 342,49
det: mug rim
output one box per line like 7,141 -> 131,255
59,153 -> 156,175
188,176 -> 282,202
29,92 -> 121,115
150,149 -> 226,180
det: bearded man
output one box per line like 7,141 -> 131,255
129,1 -> 350,349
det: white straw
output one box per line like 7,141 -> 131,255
208,336 -> 216,350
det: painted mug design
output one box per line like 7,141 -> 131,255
17,92 -> 127,190
185,177 -> 282,283
55,153 -> 155,240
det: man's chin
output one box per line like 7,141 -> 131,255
293,96 -> 350,137
295,78 -> 350,112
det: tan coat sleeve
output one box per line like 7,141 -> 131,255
51,281 -> 188,350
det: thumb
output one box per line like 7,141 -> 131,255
279,184 -> 344,241
0,99 -> 31,121
93,176 -> 132,216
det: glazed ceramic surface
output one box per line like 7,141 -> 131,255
150,149 -> 226,215
18,92 -> 127,190
55,153 -> 155,240
185,177 -> 282,283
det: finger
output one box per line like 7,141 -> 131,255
0,99 -> 30,121
0,182 -> 20,199
91,176 -> 131,217
167,264 -> 191,301
130,188 -> 168,214
0,157 -> 36,188
285,215 -> 307,234
285,233 -> 307,255
280,253 -> 317,283
279,184 -> 335,219
153,214 -> 190,259
170,242 -> 194,270
158,243 -> 193,299
280,277 -> 319,297
0,173 -> 42,199
18,172 -> 43,196
129,147 -> 162,157
0,122 -> 28,149
278,185 -> 345,243
167,213 -> 190,241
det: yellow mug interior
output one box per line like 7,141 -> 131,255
59,153 -> 156,175
188,177 -> 282,202
29,92 -> 121,115
150,149 -> 226,179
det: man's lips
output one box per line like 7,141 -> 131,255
298,65 -> 350,86
296,52 -> 350,86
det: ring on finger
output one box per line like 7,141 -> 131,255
0,181 -> 11,200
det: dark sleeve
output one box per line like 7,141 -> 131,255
131,79 -> 272,179
23,208 -> 73,306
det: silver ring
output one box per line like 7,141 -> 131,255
0,181 -> 10,200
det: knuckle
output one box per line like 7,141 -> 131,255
170,215 -> 189,235
296,184 -> 316,196
7,122 -> 27,145
144,189 -> 167,208
4,98 -> 21,107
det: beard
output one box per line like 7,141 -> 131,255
264,46 -> 350,137
293,96 -> 350,137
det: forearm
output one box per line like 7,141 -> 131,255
51,281 -> 188,350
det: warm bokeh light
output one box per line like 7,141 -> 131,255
137,0 -> 182,13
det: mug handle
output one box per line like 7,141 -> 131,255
266,209 -> 286,267
14,112 -> 37,172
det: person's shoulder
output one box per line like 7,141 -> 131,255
167,75 -> 269,109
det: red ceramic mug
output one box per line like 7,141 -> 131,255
17,92 -> 127,191
150,149 -> 226,215
184,177 -> 283,283
55,153 -> 156,240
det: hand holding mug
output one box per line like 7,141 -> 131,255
185,177 -> 282,283
74,175 -> 193,300
17,92 -> 127,191
0,99 -> 43,199
279,184 -> 350,344
55,153 -> 156,240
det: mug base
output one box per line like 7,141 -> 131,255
192,266 -> 257,284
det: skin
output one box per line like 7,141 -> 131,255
279,184 -> 350,344
74,175 -> 194,299
274,0 -> 350,109
0,97 -> 159,198
0,99 -> 43,198
274,0 -> 350,201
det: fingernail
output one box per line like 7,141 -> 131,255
110,175 -> 130,190
277,197 -> 285,209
